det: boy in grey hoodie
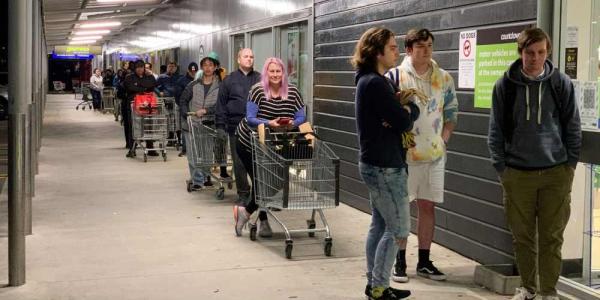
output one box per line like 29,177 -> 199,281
487,28 -> 581,300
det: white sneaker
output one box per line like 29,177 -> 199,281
512,287 -> 536,300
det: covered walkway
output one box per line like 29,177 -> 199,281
0,94 -> 505,299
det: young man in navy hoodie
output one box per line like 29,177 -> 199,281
353,27 -> 420,300
488,28 -> 581,300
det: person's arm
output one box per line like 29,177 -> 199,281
561,78 -> 582,169
487,82 -> 507,174
246,101 -> 270,127
370,77 -> 419,134
293,106 -> 306,126
215,78 -> 229,129
442,74 -> 459,144
179,83 -> 193,116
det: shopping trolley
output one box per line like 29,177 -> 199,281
249,125 -> 340,259
101,87 -> 116,114
186,114 -> 234,200
130,95 -> 168,162
158,97 -> 181,150
75,83 -> 93,110
113,95 -> 122,122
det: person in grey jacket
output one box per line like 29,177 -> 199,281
180,55 -> 224,190
487,28 -> 581,300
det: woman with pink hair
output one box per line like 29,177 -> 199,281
233,57 -> 306,238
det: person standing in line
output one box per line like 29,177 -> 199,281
215,48 -> 261,205
156,62 -> 180,97
90,68 -> 103,110
232,57 -> 306,239
180,55 -> 222,189
385,28 -> 458,283
487,27 -> 581,300
175,62 -> 199,157
353,27 -> 420,300
123,60 -> 157,157
145,62 -> 158,79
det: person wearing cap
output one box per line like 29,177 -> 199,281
123,60 -> 157,157
175,62 -> 199,156
180,54 -> 224,189
216,48 -> 261,206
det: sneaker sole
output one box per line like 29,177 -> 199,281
391,274 -> 409,283
417,271 -> 446,281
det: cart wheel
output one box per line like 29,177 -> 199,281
82,107 -> 85,110
307,220 -> 316,237
227,182 -> 233,189
162,151 -> 167,162
215,188 -> 225,200
324,238 -> 333,257
249,224 -> 257,241
186,180 -> 193,193
143,154 -> 147,162
76,107 -> 79,110
285,240 -> 293,259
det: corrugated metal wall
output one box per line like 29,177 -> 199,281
312,0 -> 538,264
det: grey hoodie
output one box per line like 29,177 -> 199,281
487,59 -> 581,173
179,77 -> 220,131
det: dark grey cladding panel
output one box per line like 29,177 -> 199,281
580,131 -> 600,164
315,0 -> 492,29
445,172 -> 503,205
341,174 -> 369,199
446,152 -> 497,181
456,92 -> 490,114
314,112 -> 357,134
455,112 -> 490,136
314,72 -> 356,87
447,132 -> 490,158
327,143 -> 359,164
316,127 -> 359,149
340,160 -> 361,181
340,189 -> 370,212
434,227 -> 514,265
440,191 -> 507,228
436,208 -> 514,254
315,51 -> 458,71
315,0 -> 536,44
314,85 -> 356,102
315,31 -> 459,58
313,98 -> 355,117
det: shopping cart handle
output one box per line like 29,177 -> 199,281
187,112 -> 196,116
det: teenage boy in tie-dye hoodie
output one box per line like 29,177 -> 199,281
386,28 -> 458,283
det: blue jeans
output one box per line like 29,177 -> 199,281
185,131 -> 209,185
360,162 -> 410,288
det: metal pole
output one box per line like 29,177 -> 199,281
8,0 -> 29,286
23,0 -> 33,236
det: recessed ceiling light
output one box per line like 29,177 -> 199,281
71,36 -> 103,41
73,30 -> 110,35
79,21 -> 121,29
69,40 -> 97,45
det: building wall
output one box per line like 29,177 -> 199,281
313,0 -> 538,264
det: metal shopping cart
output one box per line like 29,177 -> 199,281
75,83 -> 93,110
186,115 -> 234,200
158,97 -> 181,150
249,125 -> 340,259
130,98 -> 168,162
113,95 -> 122,122
101,87 -> 116,115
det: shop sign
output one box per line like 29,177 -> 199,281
458,30 -> 477,89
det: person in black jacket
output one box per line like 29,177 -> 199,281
353,27 -> 419,300
123,60 -> 157,157
215,48 -> 261,205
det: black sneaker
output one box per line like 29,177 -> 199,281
365,284 -> 372,299
368,287 -> 411,299
178,151 -> 186,157
204,179 -> 214,187
392,265 -> 409,283
126,151 -> 135,158
416,260 -> 446,281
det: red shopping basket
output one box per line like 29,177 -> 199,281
134,93 -> 159,115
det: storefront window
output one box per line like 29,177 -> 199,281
277,21 -> 309,111
231,34 -> 245,71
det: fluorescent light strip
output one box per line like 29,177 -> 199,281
69,40 -> 97,45
97,0 -> 155,3
71,36 -> 102,41
79,22 -> 121,29
74,30 -> 110,35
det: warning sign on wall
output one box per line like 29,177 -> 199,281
458,30 -> 477,89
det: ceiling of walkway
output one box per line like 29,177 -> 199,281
43,0 -> 175,47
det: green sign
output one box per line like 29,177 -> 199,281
474,25 -> 531,108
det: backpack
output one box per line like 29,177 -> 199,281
502,70 -> 567,143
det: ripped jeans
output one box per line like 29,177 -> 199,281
359,162 -> 410,288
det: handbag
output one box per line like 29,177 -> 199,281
133,93 -> 159,115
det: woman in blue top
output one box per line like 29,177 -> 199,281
233,57 -> 306,239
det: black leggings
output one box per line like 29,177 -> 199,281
236,140 -> 267,221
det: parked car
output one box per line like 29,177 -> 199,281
0,84 -> 7,121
